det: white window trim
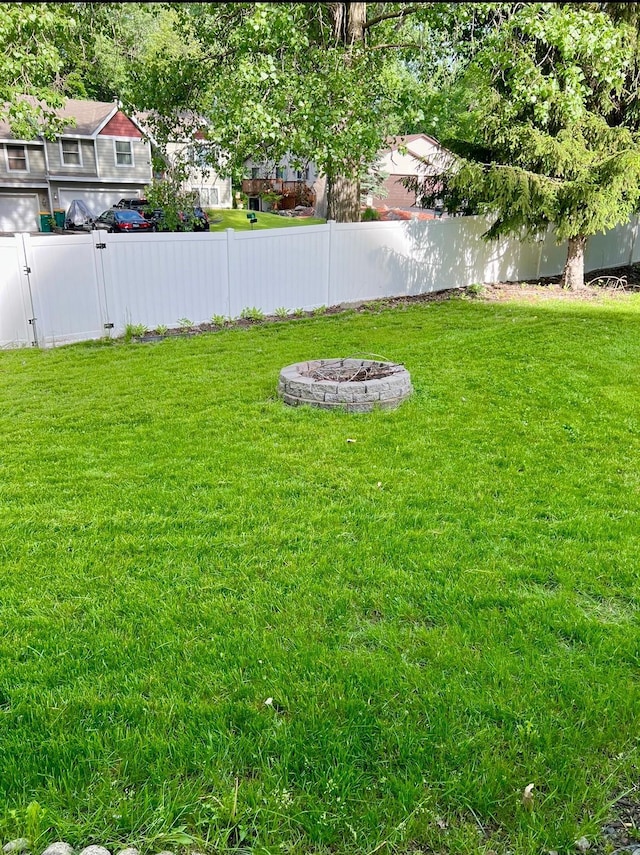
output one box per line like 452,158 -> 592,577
113,138 -> 135,168
5,144 -> 30,174
59,138 -> 83,168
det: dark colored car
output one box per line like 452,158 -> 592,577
114,198 -> 163,224
114,198 -> 210,232
94,209 -> 154,233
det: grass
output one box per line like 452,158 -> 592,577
206,209 -> 325,231
0,293 -> 639,855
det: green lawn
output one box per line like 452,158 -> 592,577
1,293 -> 639,855
207,209 -> 325,231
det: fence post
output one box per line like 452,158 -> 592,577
226,228 -> 234,319
326,219 -> 335,307
17,233 -> 40,347
91,229 -> 112,335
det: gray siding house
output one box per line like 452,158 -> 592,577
0,98 -> 153,232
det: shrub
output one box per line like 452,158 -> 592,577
361,206 -> 381,222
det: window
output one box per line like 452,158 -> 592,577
276,166 -> 285,180
61,139 -> 81,166
251,167 -> 259,179
199,187 -> 219,207
6,145 -> 28,172
114,140 -> 133,166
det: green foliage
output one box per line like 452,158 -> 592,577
274,306 -> 289,318
240,306 -> 265,322
293,307 -> 305,317
361,206 -> 381,222
466,283 -> 486,297
210,314 -> 227,327
412,4 -> 640,285
312,304 -> 327,316
155,324 -> 169,335
123,322 -> 147,342
144,167 -> 194,234
0,4 -> 73,138
177,317 -> 193,329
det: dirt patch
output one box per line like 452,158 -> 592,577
478,264 -> 640,304
594,784 -> 640,854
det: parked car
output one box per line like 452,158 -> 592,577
114,198 -> 163,224
94,209 -> 154,233
114,198 -> 210,231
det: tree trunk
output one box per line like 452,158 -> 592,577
327,173 -> 361,222
325,3 -> 367,222
561,235 -> 587,290
330,2 -> 366,44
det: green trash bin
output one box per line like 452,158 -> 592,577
39,212 -> 52,233
53,210 -> 65,229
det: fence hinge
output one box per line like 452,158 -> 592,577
23,265 -> 31,275
95,243 -> 106,250
28,318 -> 37,325
103,322 -> 114,330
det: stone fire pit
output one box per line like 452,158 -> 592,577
278,358 -> 412,413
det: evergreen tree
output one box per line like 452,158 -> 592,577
410,3 -> 640,288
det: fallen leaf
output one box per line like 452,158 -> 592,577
522,783 -> 535,811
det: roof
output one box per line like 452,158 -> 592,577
385,133 -> 443,152
134,110 -> 209,145
0,96 -> 120,140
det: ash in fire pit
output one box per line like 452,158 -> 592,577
278,358 -> 412,413
302,362 -> 397,383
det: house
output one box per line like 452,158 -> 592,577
0,97 -> 153,232
368,133 -> 452,210
242,155 -> 319,213
135,111 -> 232,209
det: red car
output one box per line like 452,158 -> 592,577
94,209 -> 153,233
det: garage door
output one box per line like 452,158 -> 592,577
58,189 -> 143,218
0,194 -> 40,233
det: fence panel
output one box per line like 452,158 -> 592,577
0,236 -> 32,348
585,219 -> 637,273
100,230 -> 230,333
228,225 -> 330,317
26,232 -> 105,346
329,216 -> 542,304
1,215 -> 638,350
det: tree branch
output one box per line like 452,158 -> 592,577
368,42 -> 421,51
362,5 -> 422,31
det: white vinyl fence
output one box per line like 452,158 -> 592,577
1,215 -> 638,348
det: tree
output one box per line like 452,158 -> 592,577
0,3 -> 74,138
129,2 -> 497,222
409,3 -> 640,289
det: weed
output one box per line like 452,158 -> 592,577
123,322 -> 147,342
467,283 -> 486,297
240,306 -> 265,322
